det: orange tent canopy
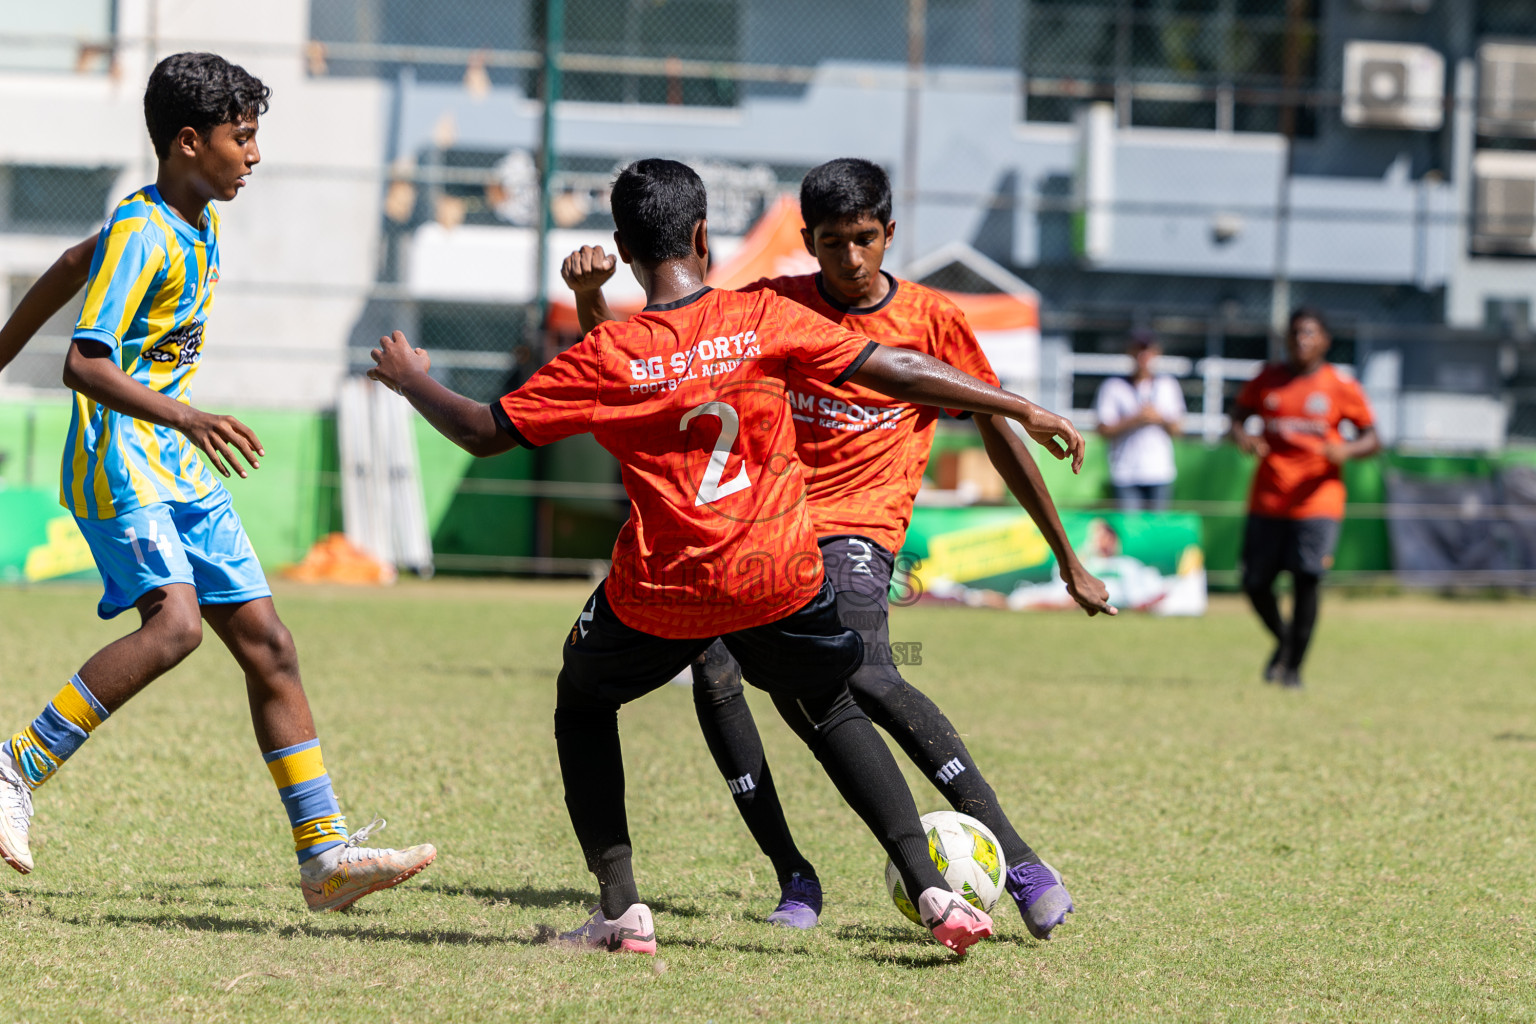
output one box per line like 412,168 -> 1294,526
948,290 -> 1040,332
705,195 -> 820,290
549,194 -> 1038,332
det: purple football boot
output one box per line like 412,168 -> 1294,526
766,872 -> 822,929
1005,861 -> 1074,940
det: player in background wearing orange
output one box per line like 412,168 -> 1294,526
1229,309 -> 1379,689
371,158 -> 1090,956
563,158 -> 1113,939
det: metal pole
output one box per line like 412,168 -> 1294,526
142,0 -> 160,186
1269,0 -> 1306,341
900,0 -> 926,271
532,0 -> 565,564
535,0 -> 564,329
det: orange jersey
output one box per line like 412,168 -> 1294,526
1236,363 -> 1375,520
497,287 -> 876,639
742,273 -> 999,553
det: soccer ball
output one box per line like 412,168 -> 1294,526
885,810 -> 1005,925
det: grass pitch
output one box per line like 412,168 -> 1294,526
0,580 -> 1532,1022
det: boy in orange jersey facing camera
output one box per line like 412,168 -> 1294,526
1230,308 -> 1378,689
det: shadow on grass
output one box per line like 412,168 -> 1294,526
3,885 -> 283,914
832,924 -> 974,968
833,922 -> 927,943
831,920 -> 1052,952
416,882 -> 594,909
655,935 -> 807,955
850,950 -> 964,968
8,881 -> 254,899
645,897 -> 713,920
986,932 -> 1053,950
73,911 -> 545,947
417,883 -> 712,921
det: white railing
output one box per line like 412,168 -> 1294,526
1037,346 -> 1269,444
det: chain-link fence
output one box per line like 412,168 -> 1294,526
3,0 -> 1536,582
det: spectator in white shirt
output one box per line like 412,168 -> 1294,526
1094,331 -> 1186,511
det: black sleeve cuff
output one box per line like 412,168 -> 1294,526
830,340 -> 880,388
490,401 -> 539,449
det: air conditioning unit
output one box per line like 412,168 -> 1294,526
1478,42 -> 1536,138
1342,41 -> 1445,131
1471,151 -> 1536,256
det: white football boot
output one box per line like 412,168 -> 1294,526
559,903 -> 658,954
299,818 -> 436,912
0,747 -> 34,875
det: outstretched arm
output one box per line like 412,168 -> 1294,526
975,414 -> 1115,616
368,330 -> 515,457
849,346 -> 1087,472
63,341 -> 264,479
561,245 -> 619,334
0,235 -> 97,374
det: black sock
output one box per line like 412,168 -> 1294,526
592,846 -> 639,918
1244,579 -> 1287,647
858,674 -> 1040,867
1287,572 -> 1321,670
692,642 -> 817,885
554,671 -> 640,917
778,686 -> 947,899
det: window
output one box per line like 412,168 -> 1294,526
543,0 -> 742,107
311,0 -> 743,107
309,0 -> 535,85
1478,0 -> 1534,38
0,165 -> 120,234
0,0 -> 113,74
1023,0 -> 1318,134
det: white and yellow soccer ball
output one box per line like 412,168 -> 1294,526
885,810 -> 1005,925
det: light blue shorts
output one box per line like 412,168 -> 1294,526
74,487 -> 271,619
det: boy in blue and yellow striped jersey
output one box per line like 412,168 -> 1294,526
0,52 -> 435,911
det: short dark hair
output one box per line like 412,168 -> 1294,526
800,158 -> 892,232
610,159 -> 707,263
144,52 -> 271,160
1288,306 -> 1330,336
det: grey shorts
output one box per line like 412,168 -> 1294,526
1241,514 -> 1341,587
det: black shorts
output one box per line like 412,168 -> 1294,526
559,578 -> 864,708
1241,514 -> 1341,587
819,534 -> 914,672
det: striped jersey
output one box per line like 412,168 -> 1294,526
62,186 -> 223,519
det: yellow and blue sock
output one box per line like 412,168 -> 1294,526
6,675 -> 110,789
264,739 -> 349,864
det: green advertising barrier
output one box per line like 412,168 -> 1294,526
0,488 -> 96,583
6,396 -> 1536,584
902,506 -> 1207,614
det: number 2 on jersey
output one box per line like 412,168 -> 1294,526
680,400 -> 751,506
